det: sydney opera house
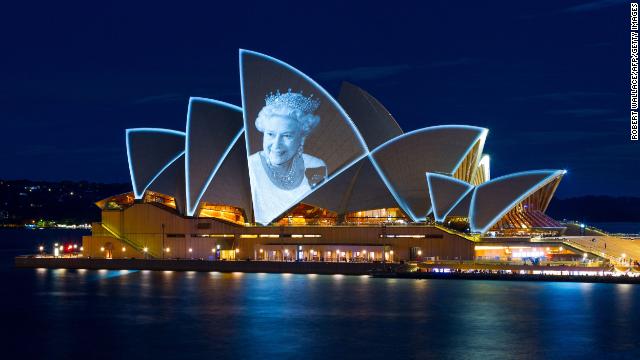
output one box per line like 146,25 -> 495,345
82,50 -> 567,262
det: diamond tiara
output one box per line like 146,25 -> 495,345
264,89 -> 320,113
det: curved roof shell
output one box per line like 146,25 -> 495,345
300,156 -> 399,213
184,98 -> 244,216
120,50 -> 566,230
126,128 -> 185,199
198,134 -> 252,217
337,82 -> 403,149
469,170 -> 566,233
447,190 -> 473,218
147,154 -> 187,214
426,173 -> 474,223
240,49 -> 368,225
371,125 -> 487,222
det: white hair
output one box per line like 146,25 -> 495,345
255,105 -> 320,136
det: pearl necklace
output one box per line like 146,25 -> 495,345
261,152 -> 304,190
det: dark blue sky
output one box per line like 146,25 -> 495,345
0,0 -> 634,197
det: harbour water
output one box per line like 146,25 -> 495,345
3,228 -> 640,359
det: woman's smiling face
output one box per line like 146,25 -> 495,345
262,115 -> 304,166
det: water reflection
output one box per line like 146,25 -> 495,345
15,270 -> 640,357
5,256 -> 640,358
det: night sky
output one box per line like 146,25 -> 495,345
1,0 -> 634,197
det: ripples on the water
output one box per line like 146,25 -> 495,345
3,229 -> 640,359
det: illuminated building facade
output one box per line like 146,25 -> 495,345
83,50 -> 567,261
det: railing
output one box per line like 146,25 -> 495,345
434,224 -> 479,242
418,259 -> 607,270
100,223 -> 158,258
425,259 -> 604,266
562,238 -> 619,266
